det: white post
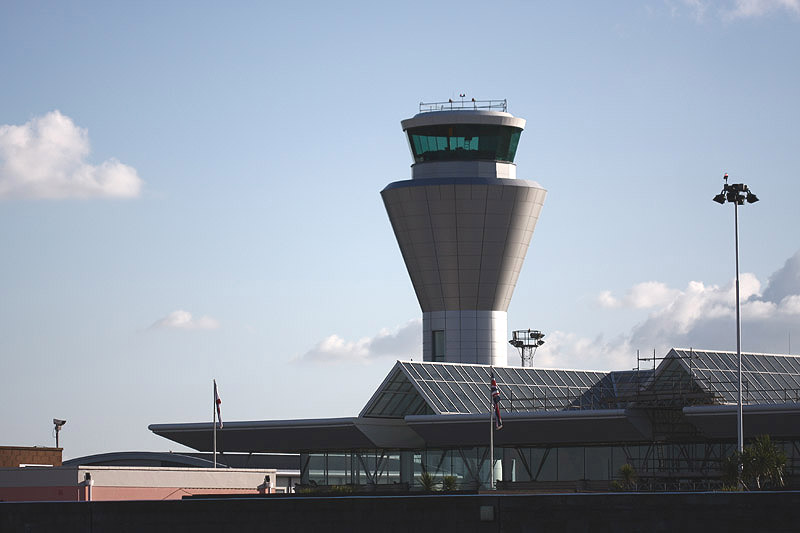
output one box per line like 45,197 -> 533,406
734,201 -> 744,471
213,381 -> 218,469
489,367 -> 494,490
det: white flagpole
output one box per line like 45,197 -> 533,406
489,367 -> 494,490
213,380 -> 217,469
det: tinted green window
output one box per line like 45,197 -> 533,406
407,124 -> 522,163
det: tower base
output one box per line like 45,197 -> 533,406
422,310 -> 507,366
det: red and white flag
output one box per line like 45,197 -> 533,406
214,379 -> 223,429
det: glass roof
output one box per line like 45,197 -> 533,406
360,350 -> 800,419
360,367 -> 434,418
362,361 -> 615,417
671,349 -> 800,404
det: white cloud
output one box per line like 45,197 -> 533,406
779,294 -> 800,314
597,281 -> 679,309
295,319 -> 421,364
669,0 -> 800,21
150,310 -> 220,330
539,249 -> 800,371
297,251 -> 800,370
0,111 -> 143,199
724,0 -> 800,19
597,290 -> 621,309
530,330 -> 634,372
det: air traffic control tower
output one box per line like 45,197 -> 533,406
381,99 -> 546,366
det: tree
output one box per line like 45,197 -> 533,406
722,435 -> 787,490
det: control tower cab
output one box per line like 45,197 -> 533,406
381,100 -> 546,366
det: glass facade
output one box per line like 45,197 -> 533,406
407,125 -> 522,164
308,451 -> 402,486
305,439 -> 800,490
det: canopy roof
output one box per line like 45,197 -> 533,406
150,349 -> 800,452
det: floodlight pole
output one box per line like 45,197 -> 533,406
713,173 -> 758,485
734,198 -> 743,461
489,399 -> 494,490
489,367 -> 495,490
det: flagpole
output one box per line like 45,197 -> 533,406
213,380 -> 217,469
489,367 -> 494,490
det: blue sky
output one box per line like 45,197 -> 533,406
2,1 -> 799,459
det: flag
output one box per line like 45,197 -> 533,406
491,373 -> 503,430
214,379 -> 223,429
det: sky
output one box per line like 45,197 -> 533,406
2,0 -> 799,459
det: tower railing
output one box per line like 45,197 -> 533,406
419,99 -> 507,113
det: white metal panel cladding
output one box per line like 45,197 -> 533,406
381,179 -> 545,313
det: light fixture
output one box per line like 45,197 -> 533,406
53,418 -> 66,448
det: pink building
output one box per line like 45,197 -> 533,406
0,465 -> 277,502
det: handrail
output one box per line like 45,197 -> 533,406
419,98 -> 507,113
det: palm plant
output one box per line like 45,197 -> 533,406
722,434 -> 786,490
442,475 -> 458,491
618,463 -> 638,491
419,470 -> 438,492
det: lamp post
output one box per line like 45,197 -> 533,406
713,173 -> 759,475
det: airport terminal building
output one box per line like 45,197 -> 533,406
151,101 -> 800,491
151,349 -> 800,491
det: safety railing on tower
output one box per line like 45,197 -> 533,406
419,98 -> 507,113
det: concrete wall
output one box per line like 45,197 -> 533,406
2,492 -> 799,533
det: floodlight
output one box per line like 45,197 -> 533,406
53,418 -> 67,448
713,193 -> 726,204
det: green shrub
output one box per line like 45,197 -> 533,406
617,463 -> 638,491
442,475 -> 458,491
419,471 -> 438,491
722,434 -> 786,490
